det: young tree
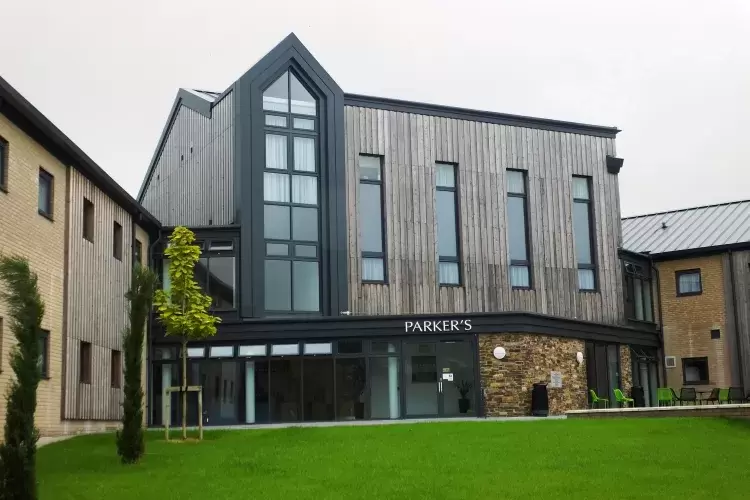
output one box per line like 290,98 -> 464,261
153,227 -> 220,440
116,265 -> 158,463
0,256 -> 45,500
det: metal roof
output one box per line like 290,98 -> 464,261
621,200 -> 750,255
188,89 -> 221,102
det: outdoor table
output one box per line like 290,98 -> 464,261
696,390 -> 712,404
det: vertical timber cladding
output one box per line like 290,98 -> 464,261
64,169 -> 133,420
727,250 -> 750,392
140,91 -> 235,226
345,107 -> 624,323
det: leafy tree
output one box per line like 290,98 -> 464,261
153,227 -> 220,439
116,265 -> 158,463
0,256 -> 45,500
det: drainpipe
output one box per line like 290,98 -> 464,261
728,251 -> 745,390
652,260 -> 668,386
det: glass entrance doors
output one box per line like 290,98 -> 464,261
404,340 -> 476,418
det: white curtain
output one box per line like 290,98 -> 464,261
634,279 -> 644,319
679,273 -> 701,293
264,172 -> 289,202
578,268 -> 595,290
439,262 -> 460,285
643,281 -> 653,322
362,258 -> 384,281
265,115 -> 287,127
265,134 -> 287,170
507,170 -> 525,194
510,265 -> 530,287
436,164 -> 455,188
572,177 -> 590,200
293,118 -> 315,130
294,137 -> 316,172
292,175 -> 318,205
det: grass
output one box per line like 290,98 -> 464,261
38,418 -> 750,500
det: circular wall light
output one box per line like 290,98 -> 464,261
493,347 -> 506,360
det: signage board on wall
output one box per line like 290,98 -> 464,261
404,319 -> 472,333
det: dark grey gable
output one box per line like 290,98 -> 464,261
237,33 -> 347,319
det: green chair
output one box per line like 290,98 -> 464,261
614,388 -> 634,408
589,389 -> 609,409
718,388 -> 730,404
657,388 -> 674,406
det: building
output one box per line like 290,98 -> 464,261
622,200 -> 750,396
138,33 -> 658,425
0,76 -> 159,437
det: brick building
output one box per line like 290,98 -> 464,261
622,201 -> 750,396
0,76 -> 159,437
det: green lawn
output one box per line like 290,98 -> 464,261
38,418 -> 750,500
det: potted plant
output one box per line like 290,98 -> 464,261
455,380 -> 473,414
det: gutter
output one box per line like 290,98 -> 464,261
728,250 -> 745,389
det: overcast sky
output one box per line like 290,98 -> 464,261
1,0 -> 748,217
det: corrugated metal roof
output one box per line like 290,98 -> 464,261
621,200 -> 750,255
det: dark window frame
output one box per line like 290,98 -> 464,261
358,154 -> 388,284
623,261 -> 654,322
111,349 -> 122,388
507,169 -> 533,289
80,341 -> 92,384
113,221 -> 123,261
39,330 -> 50,379
38,168 -> 54,220
196,239 -> 238,312
676,269 -> 702,297
0,135 -> 8,192
682,356 -> 710,385
436,162 -> 461,287
83,198 -> 95,242
573,175 -> 597,292
134,239 -> 143,268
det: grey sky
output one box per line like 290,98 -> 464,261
2,0 -> 748,217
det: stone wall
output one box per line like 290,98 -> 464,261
620,346 -> 633,392
479,333 -> 587,416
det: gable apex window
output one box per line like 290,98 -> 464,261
262,70 -> 321,314
676,269 -> 702,296
572,176 -> 596,291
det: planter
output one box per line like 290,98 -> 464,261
354,402 -> 365,419
458,398 -> 471,414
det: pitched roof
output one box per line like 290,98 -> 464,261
0,75 -> 160,230
621,200 -> 750,255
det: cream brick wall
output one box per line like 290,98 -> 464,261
0,112 -> 67,437
658,255 -> 733,389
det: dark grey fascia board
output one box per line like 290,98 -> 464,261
137,88 -> 232,202
606,155 -> 624,174
344,93 -> 621,138
618,247 -> 653,261
0,76 -> 160,231
647,242 -> 750,262
152,311 -> 660,347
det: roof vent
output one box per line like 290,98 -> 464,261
661,222 -> 668,229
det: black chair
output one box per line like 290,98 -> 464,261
679,387 -> 697,405
703,387 -> 720,405
727,387 -> 746,403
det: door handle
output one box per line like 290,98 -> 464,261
439,380 -> 443,393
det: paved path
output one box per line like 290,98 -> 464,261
38,435 -> 74,447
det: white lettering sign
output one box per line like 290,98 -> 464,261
404,319 -> 472,333
550,371 -> 563,389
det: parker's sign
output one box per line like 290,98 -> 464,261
404,319 -> 472,333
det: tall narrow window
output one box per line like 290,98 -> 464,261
38,330 -> 49,379
624,262 -> 653,322
193,240 -> 237,310
0,137 -> 8,191
436,163 -> 460,285
80,341 -> 92,384
359,155 -> 386,282
113,221 -> 123,261
83,198 -> 95,242
572,176 -> 596,290
507,170 -> 531,288
262,70 -> 320,313
134,239 -> 143,267
38,168 -> 53,219
111,350 -> 122,388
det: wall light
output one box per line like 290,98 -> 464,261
576,352 -> 584,365
493,347 -> 506,360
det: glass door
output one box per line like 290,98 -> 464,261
404,342 -> 439,417
436,341 -> 476,417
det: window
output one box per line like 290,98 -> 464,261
111,350 -> 122,388
193,240 -> 237,310
507,170 -> 532,288
113,221 -> 123,261
38,330 -> 50,379
676,269 -> 702,296
682,357 -> 709,385
134,239 -> 143,267
262,70 -> 321,313
359,155 -> 386,282
80,341 -> 92,384
0,136 -> 7,191
83,198 -> 95,241
436,163 -> 460,285
38,168 -> 54,219
624,261 -> 653,322
572,176 -> 596,290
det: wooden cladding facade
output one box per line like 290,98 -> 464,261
345,106 -> 625,325
725,250 -> 750,391
63,169 -> 149,420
